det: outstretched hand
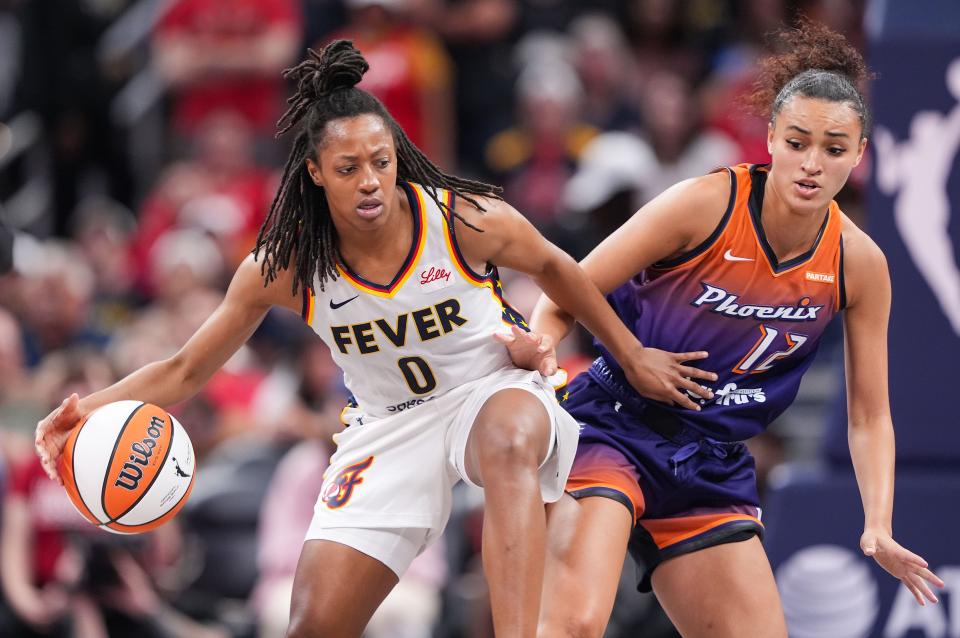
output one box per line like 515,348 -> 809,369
622,348 -> 717,411
861,529 -> 944,605
494,325 -> 558,377
35,393 -> 84,484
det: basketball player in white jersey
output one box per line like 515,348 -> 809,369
35,41 -> 716,637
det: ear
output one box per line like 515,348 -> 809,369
766,122 -> 774,155
305,158 -> 324,188
854,137 -> 868,168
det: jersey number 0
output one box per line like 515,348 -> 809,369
398,356 -> 437,394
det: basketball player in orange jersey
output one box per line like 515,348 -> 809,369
34,41 -> 716,638
501,21 -> 945,637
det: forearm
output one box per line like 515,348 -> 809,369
528,294 -> 575,347
531,253 -> 641,362
78,356 -> 201,414
848,418 -> 896,534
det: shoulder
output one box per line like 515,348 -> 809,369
232,252 -> 303,313
450,193 -> 514,227
839,213 -> 889,308
840,214 -> 886,269
640,170 -> 733,254
665,170 -> 732,207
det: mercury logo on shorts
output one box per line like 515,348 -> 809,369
322,456 -> 374,509
691,283 -> 823,321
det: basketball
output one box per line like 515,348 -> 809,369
58,400 -> 196,534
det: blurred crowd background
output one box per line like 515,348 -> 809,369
0,0 -> 868,636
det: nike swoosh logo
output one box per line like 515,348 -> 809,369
723,249 -> 754,262
329,295 -> 359,309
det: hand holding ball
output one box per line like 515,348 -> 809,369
59,401 -> 196,534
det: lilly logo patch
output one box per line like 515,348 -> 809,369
419,260 -> 455,293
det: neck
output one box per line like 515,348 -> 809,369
761,176 -> 827,262
336,188 -> 412,268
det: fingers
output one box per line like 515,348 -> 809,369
670,388 -> 702,411
492,331 -> 514,345
679,378 -> 714,401
903,577 -> 926,606
493,325 -> 541,347
905,572 -> 937,605
539,352 -> 558,377
919,567 -> 946,589
39,453 -> 63,485
675,351 -> 710,362
678,365 -> 718,383
897,546 -> 929,569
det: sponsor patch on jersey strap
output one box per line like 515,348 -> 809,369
418,259 -> 456,293
805,271 -> 836,284
691,282 -> 823,321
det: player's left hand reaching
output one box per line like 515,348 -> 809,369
495,325 -> 558,377
861,529 -> 944,605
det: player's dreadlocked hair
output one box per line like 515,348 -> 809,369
254,40 -> 503,294
747,19 -> 873,139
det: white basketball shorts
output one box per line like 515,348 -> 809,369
305,366 -> 579,577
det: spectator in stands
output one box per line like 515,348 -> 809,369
152,0 -> 302,138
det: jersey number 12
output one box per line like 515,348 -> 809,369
733,325 -> 808,374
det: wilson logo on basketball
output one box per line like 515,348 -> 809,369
322,456 -> 374,509
114,415 -> 166,491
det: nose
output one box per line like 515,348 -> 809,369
358,164 -> 380,194
800,148 -> 823,175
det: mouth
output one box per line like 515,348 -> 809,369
793,179 -> 821,199
355,198 -> 383,219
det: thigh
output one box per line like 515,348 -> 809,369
651,536 -> 786,638
288,539 -> 400,638
540,494 -> 634,637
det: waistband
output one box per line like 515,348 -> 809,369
587,356 -> 744,472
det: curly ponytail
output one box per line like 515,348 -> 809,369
748,19 -> 873,138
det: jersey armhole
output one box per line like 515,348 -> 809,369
444,190 -> 494,283
301,286 -> 315,324
838,236 -> 847,311
652,167 -> 738,269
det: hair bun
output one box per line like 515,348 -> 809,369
285,40 -> 369,102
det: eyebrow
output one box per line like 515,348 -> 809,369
335,145 -> 391,161
787,125 -> 850,139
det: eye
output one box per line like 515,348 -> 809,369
827,147 -> 846,156
337,166 -> 357,175
786,140 -> 803,150
376,158 -> 391,169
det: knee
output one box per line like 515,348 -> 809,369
539,610 -> 607,638
474,415 -> 546,473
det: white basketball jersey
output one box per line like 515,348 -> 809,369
301,183 -> 524,417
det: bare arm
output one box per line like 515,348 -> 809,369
841,221 -> 944,604
456,193 -> 717,408
528,171 -> 730,347
36,255 -> 301,481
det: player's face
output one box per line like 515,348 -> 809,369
767,96 -> 867,214
305,113 -> 399,231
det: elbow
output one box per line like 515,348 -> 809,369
167,352 -> 202,396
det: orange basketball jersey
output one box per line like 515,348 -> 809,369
595,163 -> 845,441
